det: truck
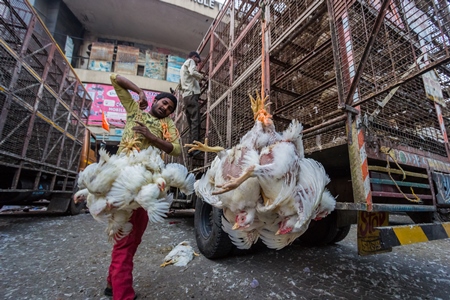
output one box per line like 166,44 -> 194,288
166,0 -> 450,258
0,0 -> 96,215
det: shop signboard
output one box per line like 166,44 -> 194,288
85,83 -> 158,128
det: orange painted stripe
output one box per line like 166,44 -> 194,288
361,158 -> 369,179
358,130 -> 364,148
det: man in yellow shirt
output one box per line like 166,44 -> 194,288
105,74 -> 180,300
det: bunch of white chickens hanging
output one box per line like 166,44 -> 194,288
187,92 -> 336,250
74,139 -> 195,243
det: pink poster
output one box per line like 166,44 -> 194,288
85,83 -> 159,128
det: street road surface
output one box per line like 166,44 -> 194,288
1,211 -> 449,299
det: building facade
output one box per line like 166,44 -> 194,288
31,0 -> 222,152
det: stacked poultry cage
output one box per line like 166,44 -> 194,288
172,0 -> 450,252
0,0 -> 92,213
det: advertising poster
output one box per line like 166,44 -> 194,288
144,51 -> 166,80
85,83 -> 158,128
64,36 -> 74,64
166,55 -> 184,83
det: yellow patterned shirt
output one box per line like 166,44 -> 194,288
110,74 -> 181,156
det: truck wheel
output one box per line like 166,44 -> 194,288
67,198 -> 83,215
67,176 -> 83,215
194,197 -> 233,259
296,211 -> 339,246
329,225 -> 351,244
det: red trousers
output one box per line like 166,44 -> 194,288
107,207 -> 148,300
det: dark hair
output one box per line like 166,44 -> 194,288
155,92 -> 177,111
188,51 -> 201,61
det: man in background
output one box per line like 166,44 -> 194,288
180,51 -> 206,157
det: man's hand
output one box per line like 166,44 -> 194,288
138,91 -> 148,110
132,121 -> 155,141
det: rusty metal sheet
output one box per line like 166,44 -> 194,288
88,42 -> 114,72
114,45 -> 139,75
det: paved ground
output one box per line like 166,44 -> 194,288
1,210 -> 449,300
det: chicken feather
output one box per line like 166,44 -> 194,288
292,158 -> 332,233
106,164 -> 148,209
161,163 -> 196,195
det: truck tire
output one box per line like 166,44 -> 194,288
329,225 -> 351,244
67,175 -> 83,215
296,211 -> 339,246
67,197 -> 84,215
194,197 -> 233,259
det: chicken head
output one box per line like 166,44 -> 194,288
232,208 -> 257,230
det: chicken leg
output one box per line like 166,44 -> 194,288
185,138 -> 225,153
261,188 -> 273,206
212,165 -> 256,195
160,259 -> 175,267
119,137 -> 141,154
250,92 -> 272,125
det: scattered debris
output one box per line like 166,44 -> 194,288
0,205 -> 47,213
250,278 -> 259,288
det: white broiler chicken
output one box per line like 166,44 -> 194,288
313,188 -> 336,220
191,141 -> 262,247
187,92 -> 336,251
84,148 -> 127,197
74,144 -> 193,243
74,148 -> 117,201
215,118 -> 303,214
161,163 -> 196,196
106,164 -> 148,209
160,241 -> 199,267
187,93 -> 277,247
257,158 -> 335,250
211,103 -> 303,204
289,158 -> 334,234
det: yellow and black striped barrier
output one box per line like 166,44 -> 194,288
376,222 -> 450,249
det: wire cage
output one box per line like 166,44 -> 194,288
178,0 -> 450,166
0,0 -> 93,192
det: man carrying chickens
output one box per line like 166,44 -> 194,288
105,74 -> 181,300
